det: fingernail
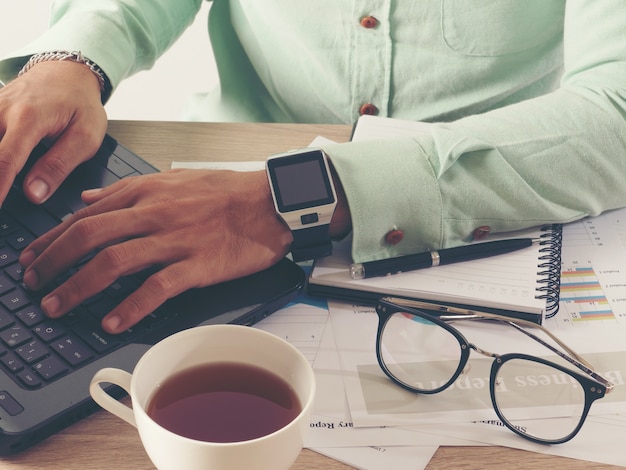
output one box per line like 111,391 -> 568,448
22,268 -> 38,289
20,249 -> 36,267
103,315 -> 121,333
41,295 -> 61,317
28,178 -> 49,202
82,188 -> 103,197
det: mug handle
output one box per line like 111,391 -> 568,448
89,368 -> 136,427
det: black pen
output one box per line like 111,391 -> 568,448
350,238 -> 540,279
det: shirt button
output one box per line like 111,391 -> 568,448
384,229 -> 404,245
360,16 -> 379,29
359,103 -> 379,116
472,226 -> 491,240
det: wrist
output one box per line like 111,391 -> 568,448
328,164 -> 352,239
18,50 -> 111,103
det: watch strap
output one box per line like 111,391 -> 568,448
290,224 -> 333,262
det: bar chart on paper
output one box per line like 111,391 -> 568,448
560,263 -> 616,322
551,210 -> 626,329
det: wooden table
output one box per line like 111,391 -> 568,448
0,120 -> 618,469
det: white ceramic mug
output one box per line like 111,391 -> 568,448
89,324 -> 315,470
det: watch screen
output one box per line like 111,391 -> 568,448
268,150 -> 335,212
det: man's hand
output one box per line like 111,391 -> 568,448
19,169 -> 294,334
0,60 -> 107,204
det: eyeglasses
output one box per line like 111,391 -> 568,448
374,297 -> 614,444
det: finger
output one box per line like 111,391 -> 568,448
37,235 -> 178,319
22,123 -> 106,204
80,187 -> 104,204
81,170 -> 167,206
0,125 -> 43,204
22,205 -> 156,290
101,262 -> 197,334
20,177 -> 148,275
79,180 -> 133,207
81,176 -> 132,201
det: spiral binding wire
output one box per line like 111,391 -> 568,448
535,224 -> 563,318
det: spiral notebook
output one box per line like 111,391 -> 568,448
307,116 -> 563,324
308,224 -> 562,324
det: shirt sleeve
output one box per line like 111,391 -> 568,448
0,0 -> 203,90
326,0 -> 626,263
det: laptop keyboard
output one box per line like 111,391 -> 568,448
0,160 -> 175,392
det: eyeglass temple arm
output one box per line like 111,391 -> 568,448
503,321 -> 613,391
384,297 -> 586,362
383,297 -> 614,392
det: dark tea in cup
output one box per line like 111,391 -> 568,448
146,362 -> 302,442
90,324 -> 315,470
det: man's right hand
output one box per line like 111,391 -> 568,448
0,59 -> 108,205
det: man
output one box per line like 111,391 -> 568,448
0,0 -> 624,333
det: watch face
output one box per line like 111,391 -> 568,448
267,150 -> 336,213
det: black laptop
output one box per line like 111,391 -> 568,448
0,133 -> 305,454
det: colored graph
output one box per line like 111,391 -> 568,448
560,266 -> 615,322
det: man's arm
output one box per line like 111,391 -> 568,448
0,0 -> 203,205
0,0 -> 203,91
327,0 -> 626,263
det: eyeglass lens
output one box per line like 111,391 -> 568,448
379,312 -> 464,392
493,357 -> 587,442
379,311 -> 589,443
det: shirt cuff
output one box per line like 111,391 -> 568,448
323,137 -> 444,263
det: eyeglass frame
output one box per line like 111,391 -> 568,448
374,296 -> 614,444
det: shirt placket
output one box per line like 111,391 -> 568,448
350,0 -> 392,121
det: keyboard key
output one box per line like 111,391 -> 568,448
107,155 -> 135,178
34,355 -> 68,381
0,274 -> 14,297
0,288 -> 30,313
33,321 -> 68,342
0,288 -> 31,312
0,213 -> 19,236
15,306 -> 45,327
15,340 -> 50,364
6,231 -> 34,251
0,326 -> 32,347
82,292 -> 105,306
4,263 -> 24,282
140,306 -> 173,329
51,335 -> 94,366
72,319 -> 120,353
0,247 -> 18,268
0,310 -> 15,331
105,276 -> 138,299
17,371 -> 42,389
0,390 -> 24,415
1,352 -> 24,373
86,297 -> 118,321
58,308 -> 83,326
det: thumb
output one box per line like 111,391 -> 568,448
23,125 -> 106,204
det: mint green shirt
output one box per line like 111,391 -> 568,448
2,0 -> 625,262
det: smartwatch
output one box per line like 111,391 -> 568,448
266,148 -> 337,262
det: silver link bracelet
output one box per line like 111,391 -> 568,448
18,50 -> 108,93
